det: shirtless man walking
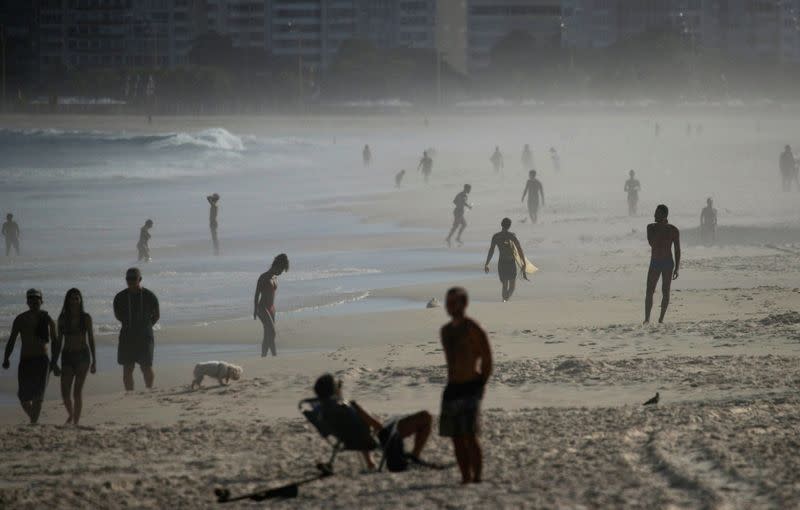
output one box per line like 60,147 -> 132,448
484,218 -> 527,302
2,213 -> 20,256
490,147 -> 504,173
645,205 -> 681,324
521,171 -> 544,224
3,289 -> 57,424
446,185 -> 472,247
418,151 -> 433,183
137,219 -> 153,262
440,287 -> 492,484
254,254 -> 289,357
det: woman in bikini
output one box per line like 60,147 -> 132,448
253,254 -> 289,357
55,288 -> 96,425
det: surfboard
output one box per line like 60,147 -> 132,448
512,242 -> 538,278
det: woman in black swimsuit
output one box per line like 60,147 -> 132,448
55,288 -> 96,425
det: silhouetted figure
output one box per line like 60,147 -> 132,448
446,185 -> 472,247
484,218 -> 527,302
114,268 -> 159,391
654,122 -> 660,137
549,147 -> 560,172
700,198 -> 717,246
780,145 -> 796,192
643,392 -> 659,406
439,287 -> 492,484
624,170 -> 641,216
363,145 -> 372,168
418,151 -> 433,183
2,213 -> 20,256
644,205 -> 681,324
395,169 -> 406,188
490,147 -> 504,173
521,144 -> 533,169
521,170 -> 545,224
2,289 -> 57,424
686,123 -> 692,136
254,254 -> 289,357
137,219 -> 153,262
207,193 -> 220,255
53,288 -> 96,425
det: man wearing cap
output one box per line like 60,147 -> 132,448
3,289 -> 58,424
113,268 -> 160,390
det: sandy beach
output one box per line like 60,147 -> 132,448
2,111 -> 800,508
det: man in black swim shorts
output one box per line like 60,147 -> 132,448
114,268 -> 160,390
484,218 -> 528,302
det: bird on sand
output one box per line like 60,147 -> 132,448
643,392 -> 660,406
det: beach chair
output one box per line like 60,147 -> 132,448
299,398 -> 387,474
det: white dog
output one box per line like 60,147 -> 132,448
191,361 -> 243,389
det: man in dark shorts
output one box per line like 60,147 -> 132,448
521,170 -> 544,224
440,287 -> 493,484
700,197 -> 717,246
645,205 -> 681,324
113,267 -> 160,390
2,213 -> 20,256
484,218 -> 527,302
418,151 -> 433,183
3,289 -> 57,424
446,184 -> 472,247
624,170 -> 641,216
313,374 -> 432,471
207,193 -> 220,255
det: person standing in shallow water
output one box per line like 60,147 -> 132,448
446,185 -> 471,247
490,147 -> 504,173
3,289 -> 57,424
137,219 -> 153,262
521,170 -> 544,224
363,145 -> 372,168
207,193 -> 220,255
254,254 -> 289,357
645,205 -> 681,324
484,218 -> 527,302
440,287 -> 492,484
418,151 -> 433,183
521,144 -> 533,170
624,170 -> 641,216
52,288 -> 96,425
700,198 -> 717,246
2,213 -> 20,256
780,145 -> 796,192
114,268 -> 159,390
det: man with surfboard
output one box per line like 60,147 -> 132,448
484,218 -> 536,302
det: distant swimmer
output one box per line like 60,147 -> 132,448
137,219 -> 153,262
418,150 -> 434,183
2,289 -> 57,424
644,205 -> 681,324
521,170 -> 545,224
549,147 -> 560,172
363,145 -> 372,168
53,288 -> 96,425
780,145 -> 796,192
521,144 -> 533,169
446,185 -> 472,248
395,169 -> 406,188
113,268 -> 160,390
254,254 -> 289,357
700,198 -> 717,246
484,218 -> 527,302
624,170 -> 641,216
2,213 -> 20,256
207,193 -> 220,255
490,147 -> 504,173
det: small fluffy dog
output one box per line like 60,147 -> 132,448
191,361 -> 243,389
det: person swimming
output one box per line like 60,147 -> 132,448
521,170 -> 545,224
484,218 -> 527,302
254,254 -> 289,357
446,185 -> 472,247
644,205 -> 681,324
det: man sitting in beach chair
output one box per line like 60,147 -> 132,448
303,373 -> 432,472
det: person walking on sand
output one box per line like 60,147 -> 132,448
490,147 -> 504,173
137,219 -> 153,262
700,198 -> 717,246
52,288 -> 96,425
446,185 -> 472,248
113,268 -> 160,390
549,147 -> 560,172
418,150 -> 433,183
363,145 -> 372,168
521,170 -> 545,224
644,205 -> 681,324
254,254 -> 289,357
2,289 -> 57,424
780,145 -> 796,192
395,169 -> 406,188
207,193 -> 220,255
2,213 -> 20,256
440,287 -> 492,484
521,144 -> 533,170
624,170 -> 641,216
484,218 -> 527,302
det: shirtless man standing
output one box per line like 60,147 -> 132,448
440,287 -> 492,484
207,193 -> 220,255
484,218 -> 527,302
2,289 -> 57,424
2,213 -> 20,256
521,144 -> 533,170
700,198 -> 717,246
418,151 -> 433,183
624,170 -> 641,216
645,205 -> 681,324
254,254 -> 289,357
446,185 -> 472,247
137,219 -> 153,262
490,147 -> 504,173
113,268 -> 160,390
521,170 -> 545,224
